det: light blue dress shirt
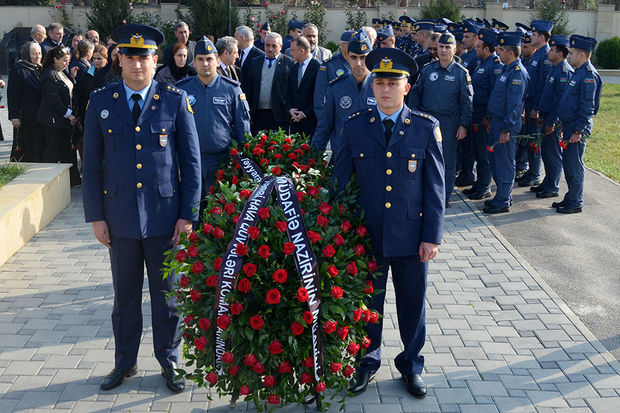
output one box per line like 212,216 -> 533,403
123,81 -> 151,111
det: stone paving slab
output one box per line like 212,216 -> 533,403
0,187 -> 618,412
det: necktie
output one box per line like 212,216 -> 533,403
297,62 -> 304,86
131,94 -> 141,124
226,66 -> 232,78
238,49 -> 245,67
267,58 -> 275,68
383,118 -> 394,145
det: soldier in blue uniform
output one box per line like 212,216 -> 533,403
176,37 -> 250,210
463,28 -> 504,200
515,27 -> 533,179
483,32 -> 530,213
82,24 -> 201,392
313,30 -> 353,119
397,16 -> 415,56
334,47 -> 445,399
518,20 -> 554,188
377,25 -> 396,49
460,20 -> 480,72
254,21 -> 271,52
531,35 -> 573,199
554,35 -> 602,214
410,33 -> 473,206
311,30 -> 376,164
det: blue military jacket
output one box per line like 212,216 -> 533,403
313,53 -> 350,118
311,72 -> 376,157
525,44 -> 552,107
461,48 -> 479,72
557,60 -> 602,136
487,59 -> 530,134
334,105 -> 445,257
82,80 -> 202,239
471,53 -> 503,115
538,59 -> 573,128
176,74 -> 250,154
410,59 -> 473,127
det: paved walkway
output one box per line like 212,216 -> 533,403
0,181 -> 619,412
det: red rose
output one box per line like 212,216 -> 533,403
258,245 -> 271,259
205,371 -> 218,385
368,260 -> 378,273
330,286 -> 343,299
319,202 -> 332,215
288,152 -> 297,160
258,207 -> 270,220
337,325 -> 349,340
252,147 -> 264,156
217,314 -> 231,330
267,395 -> 280,405
243,353 -> 257,366
361,336 -> 371,349
291,321 -> 305,336
248,226 -> 260,240
239,385 -> 250,395
212,227 -> 224,238
238,278 -> 252,293
179,275 -> 190,287
232,215 -> 240,225
301,143 -> 310,151
302,311 -> 313,324
249,315 -> 264,330
347,342 -> 360,355
184,315 -> 194,326
213,257 -> 223,271
364,280 -> 374,294
282,143 -> 291,151
316,215 -> 329,228
266,288 -> 281,305
202,223 -> 213,234
353,308 -> 363,322
240,189 -> 252,199
264,375 -> 276,387
353,244 -> 365,256
235,243 -> 248,256
252,361 -> 265,374
230,148 -> 238,156
326,265 -> 339,278
300,372 -> 313,384
362,309 -> 371,322
343,365 -> 355,378
322,244 -> 335,258
273,153 -> 283,160
272,166 -> 282,176
260,133 -> 268,141
230,302 -> 243,315
346,262 -> 358,276
190,290 -> 202,302
224,204 -> 236,215
209,206 -> 222,215
370,311 -> 379,323
176,250 -> 188,263
341,220 -> 353,232
307,186 -> 320,197
199,318 -> 211,330
297,287 -> 309,302
278,360 -> 291,374
242,263 -> 257,277
194,336 -> 207,351
332,234 -> 345,247
275,221 -> 287,232
272,268 -> 288,284
192,261 -> 204,274
323,320 -> 337,334
221,351 -> 235,364
315,381 -> 326,392
330,363 -> 342,374
356,226 -> 369,237
187,245 -> 199,257
297,191 -> 306,202
188,231 -> 199,243
302,356 -> 314,368
268,340 -> 283,355
307,231 -> 322,243
283,242 -> 296,255
205,274 -> 218,287
232,175 -> 239,185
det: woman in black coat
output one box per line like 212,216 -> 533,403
8,41 -> 44,161
37,45 -> 81,186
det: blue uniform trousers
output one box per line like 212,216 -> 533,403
521,102 -> 542,182
458,129 -> 476,183
472,112 -> 492,193
561,122 -> 586,208
515,138 -> 529,173
488,116 -> 517,208
200,152 -> 228,198
431,113 -> 458,201
109,235 -> 181,370
360,255 -> 427,376
540,130 -> 563,194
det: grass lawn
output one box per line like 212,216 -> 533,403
586,83 -> 620,182
0,163 -> 25,188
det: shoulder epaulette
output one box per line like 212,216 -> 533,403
219,75 -> 241,87
164,84 -> 183,94
410,109 -> 437,124
175,77 -> 193,87
91,86 -> 106,95
453,61 -> 468,72
328,74 -> 347,86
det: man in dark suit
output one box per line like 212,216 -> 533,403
245,32 -> 295,134
234,25 -> 265,92
287,36 -> 320,137
162,21 -> 196,68
215,36 -> 242,82
40,23 -> 65,57
82,24 -> 201,394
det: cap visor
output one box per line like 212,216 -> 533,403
373,72 -> 408,79
119,47 -> 156,56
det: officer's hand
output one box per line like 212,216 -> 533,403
0,79 -> 5,88
10,119 -> 21,128
569,133 -> 581,144
499,131 -> 510,144
419,242 -> 439,263
173,219 -> 193,246
456,126 -> 467,140
529,109 -> 539,119
92,221 -> 111,249
545,125 -> 554,135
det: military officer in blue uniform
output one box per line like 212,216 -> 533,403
313,30 -> 353,119
463,28 -> 504,200
531,35 -> 573,199
377,25 -> 396,49
460,20 -> 480,72
311,30 -> 376,164
515,29 -> 534,179
254,21 -> 271,52
333,47 -> 445,399
555,35 -> 602,214
518,20 -> 554,188
176,36 -> 250,209
410,33 -> 473,206
483,32 -> 530,213
397,16 -> 415,56
82,24 -> 201,392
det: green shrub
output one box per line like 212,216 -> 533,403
595,37 -> 620,69
419,0 -> 460,23
533,0 -> 571,36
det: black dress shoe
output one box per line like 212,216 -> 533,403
530,185 -> 544,193
552,200 -> 568,208
515,169 -> 528,181
462,186 -> 477,195
349,370 -> 375,395
536,192 -> 559,198
483,205 -> 510,214
485,199 -> 513,207
455,178 -> 475,187
556,206 -> 582,214
468,191 -> 491,200
445,201 -> 450,208
162,366 -> 185,393
518,179 -> 541,187
100,366 -> 138,391
403,374 -> 427,398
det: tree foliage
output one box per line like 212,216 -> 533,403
86,0 -> 133,38
533,0 -> 572,36
182,0 -> 240,40
595,37 -> 620,69
419,0 -> 461,23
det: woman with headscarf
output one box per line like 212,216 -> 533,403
154,41 -> 196,84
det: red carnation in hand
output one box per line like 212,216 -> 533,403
180,275 -> 190,287
333,233 -> 345,246
176,250 -> 188,263
361,336 -> 371,349
266,288 -> 281,305
315,381 -> 326,392
323,320 -> 337,334
337,325 -> 349,340
238,278 -> 252,293
242,263 -> 257,277
190,290 -> 202,302
319,202 -> 332,215
267,394 -> 280,405
346,262 -> 358,276
353,307 -> 363,322
213,257 -> 223,271
302,310 -> 313,324
330,286 -> 344,299
264,375 -> 276,387
369,311 -> 379,323
368,260 -> 378,273
330,363 -> 342,374
364,280 -> 374,294
243,353 -> 257,366
205,274 -> 218,287
291,321 -> 305,335
221,351 -> 235,364
347,342 -> 360,355
252,361 -> 265,374
239,385 -> 250,395
205,371 -> 218,385
212,227 -> 225,238
487,145 -> 495,153
354,244 -> 365,256
258,245 -> 271,259
343,365 -> 355,378
248,226 -> 260,240
300,372 -> 313,384
268,340 -> 283,355
235,243 -> 248,256
192,261 -> 204,274
307,230 -> 322,243
194,336 -> 207,351
341,220 -> 353,232
297,287 -> 309,302
327,265 -> 339,277
322,244 -> 335,258
217,314 -> 231,330
302,356 -> 314,368
230,302 -> 243,315
258,207 -> 270,220
278,360 -> 292,374
355,225 -> 369,237
272,268 -> 288,284
187,245 -> 199,257
240,189 -> 252,199
283,242 -> 296,255
275,221 -> 287,232
316,215 -> 329,228
249,315 -> 264,330
199,318 -> 211,330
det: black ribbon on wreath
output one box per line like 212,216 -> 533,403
212,153 -> 325,384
